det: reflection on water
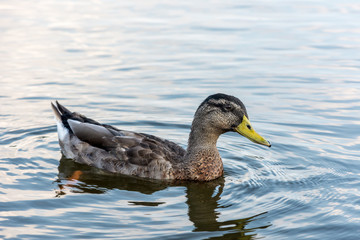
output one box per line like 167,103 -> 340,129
55,157 -> 270,239
55,157 -> 170,196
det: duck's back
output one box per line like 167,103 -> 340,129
52,101 -> 186,179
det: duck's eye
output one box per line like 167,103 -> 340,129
223,104 -> 233,112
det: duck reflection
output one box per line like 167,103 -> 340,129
55,156 -> 270,239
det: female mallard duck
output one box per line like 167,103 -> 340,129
52,93 -> 270,181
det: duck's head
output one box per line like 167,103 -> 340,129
194,93 -> 271,147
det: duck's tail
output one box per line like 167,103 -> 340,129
51,102 -> 62,122
51,101 -> 72,122
51,101 -> 74,132
51,101 -> 114,145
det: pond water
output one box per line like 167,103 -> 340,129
1,0 -> 360,239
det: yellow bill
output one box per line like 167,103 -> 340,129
235,116 -> 271,147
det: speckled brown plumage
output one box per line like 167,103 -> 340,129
52,93 -> 270,181
176,149 -> 223,181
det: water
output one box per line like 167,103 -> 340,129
1,0 -> 360,239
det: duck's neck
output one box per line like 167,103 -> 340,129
182,122 -> 224,181
187,125 -> 220,151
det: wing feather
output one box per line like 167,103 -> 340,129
52,101 -> 186,178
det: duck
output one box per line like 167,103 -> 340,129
51,93 -> 270,181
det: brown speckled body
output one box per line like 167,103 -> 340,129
172,149 -> 223,181
52,93 -> 252,181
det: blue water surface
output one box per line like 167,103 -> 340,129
1,0 -> 360,239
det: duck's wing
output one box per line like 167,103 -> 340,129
51,101 -> 186,178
